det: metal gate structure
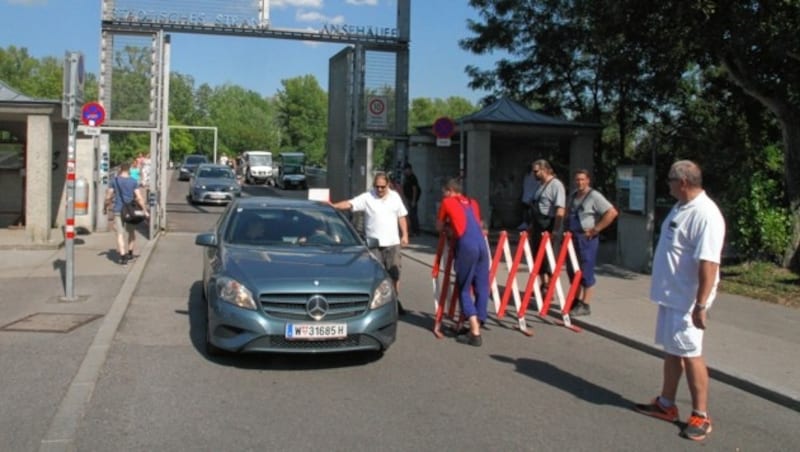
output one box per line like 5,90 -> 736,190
98,0 -> 410,229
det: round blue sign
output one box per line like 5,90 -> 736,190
433,117 -> 455,139
81,102 -> 106,126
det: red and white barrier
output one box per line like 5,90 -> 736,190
430,229 -> 586,338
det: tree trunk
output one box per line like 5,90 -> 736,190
780,111 -> 800,271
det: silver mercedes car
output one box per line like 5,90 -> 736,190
194,197 -> 398,357
188,163 -> 241,204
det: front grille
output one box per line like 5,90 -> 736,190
260,293 -> 370,320
268,334 -> 366,349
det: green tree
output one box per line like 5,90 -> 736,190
462,0 -> 800,269
274,75 -> 328,166
205,84 -> 279,159
409,96 -> 477,131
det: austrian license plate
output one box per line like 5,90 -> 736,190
285,323 -> 347,340
210,193 -> 226,199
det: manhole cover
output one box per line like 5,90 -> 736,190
0,313 -> 102,333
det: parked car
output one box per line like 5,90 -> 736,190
178,154 -> 209,181
194,197 -> 398,357
188,164 -> 241,204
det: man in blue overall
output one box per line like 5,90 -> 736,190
565,169 -> 618,316
436,178 -> 490,347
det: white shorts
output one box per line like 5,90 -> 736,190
655,304 -> 704,358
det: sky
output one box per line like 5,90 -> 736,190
0,0 -> 502,104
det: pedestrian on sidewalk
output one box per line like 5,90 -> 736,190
402,163 -> 421,236
436,177 -> 490,347
565,169 -> 618,316
517,161 -> 540,231
105,162 -> 149,265
331,172 -> 409,315
634,160 -> 725,442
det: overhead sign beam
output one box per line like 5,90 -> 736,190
102,21 -> 406,50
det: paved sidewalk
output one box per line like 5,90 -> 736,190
0,228 -> 155,452
401,232 -> 800,412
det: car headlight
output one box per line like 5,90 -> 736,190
216,276 -> 257,310
370,278 -> 394,309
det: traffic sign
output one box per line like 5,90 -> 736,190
433,117 -> 455,139
81,101 -> 106,127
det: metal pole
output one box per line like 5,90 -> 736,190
64,118 -> 77,300
213,128 -> 218,164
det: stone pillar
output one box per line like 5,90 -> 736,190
25,114 -> 53,243
465,130 -> 491,227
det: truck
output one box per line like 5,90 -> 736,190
276,152 -> 307,190
242,150 -> 274,185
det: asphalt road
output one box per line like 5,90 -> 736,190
73,174 -> 800,450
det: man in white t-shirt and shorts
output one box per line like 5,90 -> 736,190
332,172 -> 409,314
634,160 -> 725,442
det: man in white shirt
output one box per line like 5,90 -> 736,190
634,160 -> 725,442
332,172 -> 410,314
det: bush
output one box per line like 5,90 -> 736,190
727,146 -> 792,263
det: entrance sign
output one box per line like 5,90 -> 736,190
365,96 -> 388,130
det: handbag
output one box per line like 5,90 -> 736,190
115,178 -> 146,224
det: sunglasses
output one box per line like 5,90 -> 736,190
374,184 -> 388,189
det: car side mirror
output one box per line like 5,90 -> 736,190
365,237 -> 380,249
195,232 -> 217,247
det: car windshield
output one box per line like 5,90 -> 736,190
197,168 -> 235,179
225,206 -> 359,247
283,164 -> 303,175
249,155 -> 271,165
185,156 -> 207,164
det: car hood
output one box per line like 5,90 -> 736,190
221,246 -> 385,291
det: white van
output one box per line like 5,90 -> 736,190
242,150 -> 274,185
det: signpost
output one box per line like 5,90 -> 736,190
365,96 -> 388,130
61,51 -> 86,302
433,116 -> 455,147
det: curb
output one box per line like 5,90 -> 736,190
38,232 -> 161,452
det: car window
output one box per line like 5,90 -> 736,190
198,168 -> 234,179
226,207 -> 360,246
186,156 -> 207,164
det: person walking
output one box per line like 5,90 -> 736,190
565,169 -> 618,316
105,162 -> 149,265
402,163 -> 421,236
528,159 -> 566,285
634,160 -> 725,442
436,177 -> 490,347
331,172 -> 410,314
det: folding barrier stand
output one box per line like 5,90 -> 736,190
431,229 -> 585,338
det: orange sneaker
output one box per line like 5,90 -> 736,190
681,413 -> 712,441
633,397 -> 679,423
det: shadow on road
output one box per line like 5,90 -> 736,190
491,354 -> 636,410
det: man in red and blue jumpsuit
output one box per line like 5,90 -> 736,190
436,177 -> 489,347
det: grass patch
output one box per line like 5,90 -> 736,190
719,261 -> 800,308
